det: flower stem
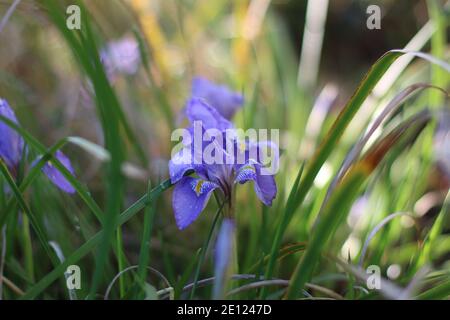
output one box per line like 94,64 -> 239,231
224,187 -> 236,219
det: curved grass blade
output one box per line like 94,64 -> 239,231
67,137 -> 148,181
358,212 -> 410,267
331,256 -> 405,300
325,84 -> 447,206
0,0 -> 21,34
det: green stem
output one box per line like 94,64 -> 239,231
137,182 -> 157,298
116,227 -> 125,298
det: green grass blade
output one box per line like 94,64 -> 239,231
0,161 -> 58,266
416,279 -> 450,300
20,178 -> 173,299
286,111 -> 432,298
286,167 -> 367,299
189,200 -> 225,299
174,249 -> 201,299
427,0 -> 448,107
263,50 -> 406,292
136,181 -> 158,297
415,190 -> 450,269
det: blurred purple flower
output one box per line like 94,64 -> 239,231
191,77 -> 244,120
41,150 -> 76,194
0,98 -> 76,194
100,37 -> 140,79
169,98 -> 277,230
213,218 -> 235,299
0,98 -> 24,171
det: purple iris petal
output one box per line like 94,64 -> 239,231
0,98 -> 24,171
172,176 -> 219,230
252,164 -> 277,206
185,98 -> 233,131
169,148 -> 195,184
41,150 -> 76,194
235,162 -> 277,206
233,139 -> 278,205
234,162 -> 258,184
192,77 -> 244,120
170,99 -> 234,185
169,140 -> 210,184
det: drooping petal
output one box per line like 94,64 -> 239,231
213,218 -> 235,299
41,150 -> 76,194
0,98 -> 24,170
253,164 -> 277,206
172,176 -> 218,230
192,77 -> 244,119
185,98 -> 233,131
234,163 -> 277,206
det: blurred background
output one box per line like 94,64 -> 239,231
0,0 -> 440,174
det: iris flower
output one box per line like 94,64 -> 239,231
0,98 -> 76,193
169,98 -> 277,230
191,77 -> 244,120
